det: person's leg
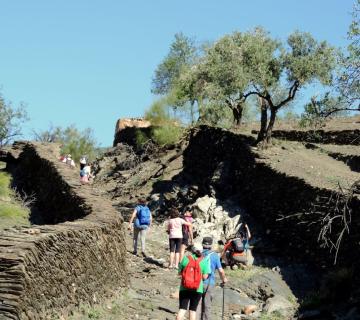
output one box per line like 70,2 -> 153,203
178,291 -> 190,320
202,286 -> 214,320
179,244 -> 186,262
169,239 -> 175,267
140,228 -> 147,255
175,238 -> 182,267
176,309 -> 187,320
189,292 -> 202,320
133,228 -> 139,254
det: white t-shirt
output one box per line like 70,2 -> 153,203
168,217 -> 186,239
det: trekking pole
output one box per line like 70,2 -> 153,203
221,282 -> 225,320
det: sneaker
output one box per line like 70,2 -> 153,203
141,252 -> 147,258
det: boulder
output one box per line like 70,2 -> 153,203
192,196 -> 244,246
263,295 -> 295,317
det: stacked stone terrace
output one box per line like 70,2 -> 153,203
0,142 -> 127,320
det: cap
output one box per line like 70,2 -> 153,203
202,237 -> 213,248
192,242 -> 203,253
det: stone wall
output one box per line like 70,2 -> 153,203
0,142 -> 127,319
251,129 -> 360,145
113,118 -> 151,146
183,126 -> 360,267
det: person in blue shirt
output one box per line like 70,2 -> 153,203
198,237 -> 228,320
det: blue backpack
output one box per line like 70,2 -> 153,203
80,169 -> 86,177
136,205 -> 151,226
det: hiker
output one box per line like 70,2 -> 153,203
221,223 -> 251,267
176,242 -> 211,320
167,208 -> 192,269
79,156 -> 87,170
197,237 -> 228,320
128,198 -> 152,257
64,154 -> 75,168
180,206 -> 194,262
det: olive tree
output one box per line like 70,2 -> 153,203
0,94 -> 28,147
33,125 -> 99,162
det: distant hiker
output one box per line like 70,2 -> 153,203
79,156 -> 87,170
64,154 -> 75,168
197,237 -> 228,320
128,198 -> 152,257
167,208 -> 192,269
221,223 -> 251,267
180,206 -> 194,262
176,242 -> 211,320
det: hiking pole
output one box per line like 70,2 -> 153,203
221,282 -> 225,320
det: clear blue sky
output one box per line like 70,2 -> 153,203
0,0 -> 354,146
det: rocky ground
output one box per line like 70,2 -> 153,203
68,222 -> 298,320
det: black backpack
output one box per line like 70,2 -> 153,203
231,238 -> 245,253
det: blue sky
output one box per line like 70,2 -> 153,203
0,0 -> 355,146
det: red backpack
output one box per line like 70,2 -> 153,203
181,255 -> 203,290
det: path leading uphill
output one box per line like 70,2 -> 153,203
69,222 -> 298,320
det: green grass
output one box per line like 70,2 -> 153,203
0,170 -> 11,199
0,171 -> 30,230
227,265 -> 268,281
259,311 -> 287,320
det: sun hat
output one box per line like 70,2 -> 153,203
202,237 -> 213,249
192,242 -> 203,253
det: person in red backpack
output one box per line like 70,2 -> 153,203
176,242 -> 211,320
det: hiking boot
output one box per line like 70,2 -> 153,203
132,251 -> 138,256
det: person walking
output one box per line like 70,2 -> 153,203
180,206 -> 194,262
167,208 -> 192,269
128,198 -> 152,257
197,237 -> 228,320
176,243 -> 211,320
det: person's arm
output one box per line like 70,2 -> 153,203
128,209 -> 137,230
245,224 -> 251,239
218,268 -> 228,284
221,241 -> 232,259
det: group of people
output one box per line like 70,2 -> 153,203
59,154 -> 94,184
128,198 -> 253,320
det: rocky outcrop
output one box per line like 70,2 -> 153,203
251,129 -> 360,145
113,118 -> 151,146
183,126 -> 360,268
0,142 -> 127,319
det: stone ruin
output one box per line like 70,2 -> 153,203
113,118 -> 151,147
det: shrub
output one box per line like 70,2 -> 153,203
151,125 -> 183,146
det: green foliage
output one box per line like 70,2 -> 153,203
151,125 -> 183,146
151,33 -> 198,95
33,125 -> 99,162
0,171 -> 30,230
135,129 -> 149,148
299,93 -> 348,129
338,0 -> 360,105
0,170 -> 11,199
0,93 -> 28,146
144,96 -> 173,126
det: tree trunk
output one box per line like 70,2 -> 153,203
264,107 -> 277,144
256,98 -> 268,143
232,103 -> 243,127
190,100 -> 195,125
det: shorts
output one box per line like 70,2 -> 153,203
182,231 -> 189,246
169,238 -> 182,253
179,290 -> 202,312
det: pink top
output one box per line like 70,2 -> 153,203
168,217 -> 186,239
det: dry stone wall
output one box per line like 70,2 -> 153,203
0,142 -> 127,320
183,126 -> 360,267
251,129 -> 360,145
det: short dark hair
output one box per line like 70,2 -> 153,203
138,198 -> 147,205
170,208 -> 180,218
